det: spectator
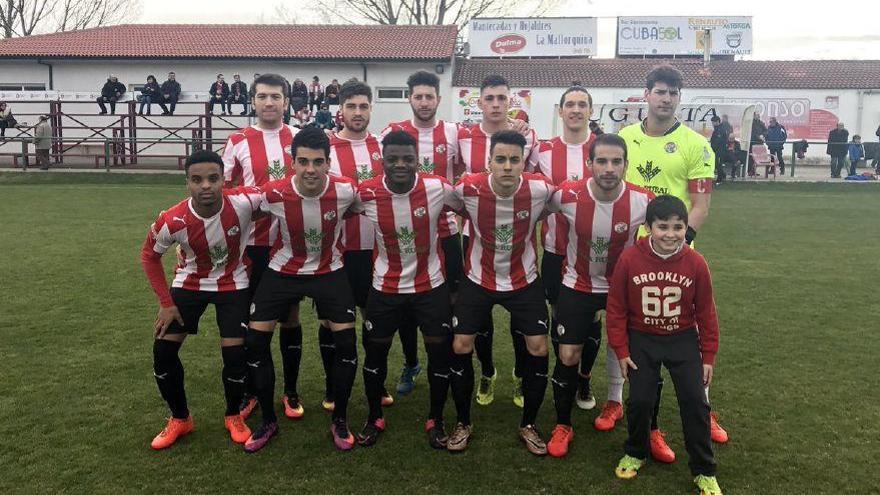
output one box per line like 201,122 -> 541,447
289,78 -> 308,114
766,117 -> 788,175
847,134 -> 865,176
208,74 -> 230,115
0,102 -> 14,138
97,75 -> 126,115
229,73 -> 249,115
308,76 -> 324,112
719,132 -> 744,182
158,71 -> 181,115
324,78 -> 341,111
872,124 -> 880,172
720,114 -> 734,137
748,112 -> 768,177
827,122 -> 850,178
710,115 -> 730,178
588,120 -> 604,136
292,104 -> 313,128
248,73 -> 261,116
33,115 -> 52,170
334,107 -> 343,130
314,103 -> 334,130
138,75 -> 161,116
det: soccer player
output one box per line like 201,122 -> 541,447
380,70 -> 462,397
242,127 -> 360,452
447,130 -> 553,455
609,195 -> 722,495
325,79 -> 392,410
352,130 -> 457,449
141,150 -> 259,449
222,73 -> 307,421
535,85 -> 600,411
544,133 -> 653,458
607,65 -> 727,461
457,74 -> 540,408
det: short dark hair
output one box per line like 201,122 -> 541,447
381,130 -> 417,153
407,70 -> 440,94
646,64 -> 683,91
559,85 -> 593,108
490,130 -> 527,155
480,74 -> 509,92
646,195 -> 689,226
291,126 -> 331,158
589,133 -> 628,162
339,80 -> 373,104
250,73 -> 288,98
185,150 -> 224,175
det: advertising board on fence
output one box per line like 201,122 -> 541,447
617,16 -> 752,56
469,17 -> 597,57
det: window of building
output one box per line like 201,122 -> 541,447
0,83 -> 47,91
376,88 -> 410,101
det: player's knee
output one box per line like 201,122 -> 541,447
558,345 -> 581,366
452,335 -> 474,355
525,335 -> 548,356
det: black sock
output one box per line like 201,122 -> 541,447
651,378 -> 663,430
552,359 -> 578,426
245,329 -> 276,424
399,313 -> 420,369
221,345 -> 247,416
331,328 -> 358,422
425,338 -> 451,422
363,337 -> 391,422
580,318 -> 602,377
318,323 -> 335,398
511,327 -> 526,379
550,317 -> 560,359
153,339 -> 188,419
475,314 -> 494,377
449,351 -> 474,425
521,352 -> 549,427
279,325 -> 303,398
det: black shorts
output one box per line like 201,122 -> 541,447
250,269 -> 356,324
541,251 -> 565,305
441,234 -> 463,294
365,284 -> 452,340
554,286 -> 607,345
344,249 -> 374,308
245,245 -> 271,294
166,288 -> 249,339
453,277 -> 549,337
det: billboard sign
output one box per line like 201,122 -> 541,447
469,17 -> 597,57
617,16 -> 752,56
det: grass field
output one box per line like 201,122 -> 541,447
0,172 -> 878,494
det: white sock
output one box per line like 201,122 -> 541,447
704,385 -> 710,403
606,346 -> 624,403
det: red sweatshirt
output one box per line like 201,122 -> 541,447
606,236 -> 720,365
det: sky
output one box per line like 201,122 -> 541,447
136,0 -> 879,60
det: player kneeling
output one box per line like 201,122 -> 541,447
607,195 -> 722,495
141,150 -> 262,449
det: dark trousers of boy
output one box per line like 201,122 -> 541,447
624,329 -> 716,477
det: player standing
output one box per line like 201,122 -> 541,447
141,150 -> 259,449
447,131 -> 553,455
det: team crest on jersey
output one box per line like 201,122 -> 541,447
227,225 -> 240,236
365,320 -> 373,331
357,164 -> 375,181
556,324 -> 565,336
303,228 -> 326,253
614,222 -> 628,234
664,142 -> 677,154
413,207 -> 427,218
371,151 -> 381,161
452,316 -> 459,328
268,159 -> 286,179
323,210 -> 337,221
516,210 -> 530,220
209,245 -> 229,268
419,157 -> 435,173
492,224 -> 515,251
435,144 -> 446,154
637,161 -> 662,182
569,174 -> 580,181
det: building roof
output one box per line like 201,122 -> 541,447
0,24 -> 458,61
453,58 -> 880,90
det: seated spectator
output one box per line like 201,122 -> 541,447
848,134 -> 865,177
228,73 -> 249,115
0,102 -> 14,138
293,104 -> 313,128
158,71 -> 181,115
719,133 -> 744,182
97,75 -> 126,115
334,107 -> 344,130
289,78 -> 308,114
138,75 -> 161,116
308,76 -> 324,112
314,103 -> 334,130
589,120 -> 603,136
208,74 -> 230,115
324,78 -> 341,111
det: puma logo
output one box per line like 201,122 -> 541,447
433,373 -> 450,380
247,361 -> 261,368
341,358 -> 358,366
449,368 -> 464,377
226,377 -> 246,384
286,345 -> 302,350
153,372 -> 168,380
537,320 -> 548,328
319,343 -> 336,349
550,378 -> 566,388
172,216 -> 186,223
363,367 -> 379,375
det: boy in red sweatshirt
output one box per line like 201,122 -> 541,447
606,194 -> 722,495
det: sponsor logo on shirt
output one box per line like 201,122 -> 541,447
589,236 -> 611,263
268,159 -> 286,179
209,245 -> 229,268
491,224 -> 515,251
419,157 -> 435,174
303,228 -> 326,253
637,161 -> 662,182
357,164 -> 375,181
391,226 -> 418,254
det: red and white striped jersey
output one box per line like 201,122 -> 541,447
222,124 -> 299,247
536,134 -> 596,254
328,132 -> 384,251
353,174 -> 458,294
457,123 -> 540,175
380,119 -> 460,237
549,179 -> 654,294
261,175 -> 357,276
454,172 -> 554,292
142,188 -> 263,303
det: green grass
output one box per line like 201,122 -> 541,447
0,173 -> 878,494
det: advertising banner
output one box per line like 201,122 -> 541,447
617,16 -> 752,56
469,17 -> 597,57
